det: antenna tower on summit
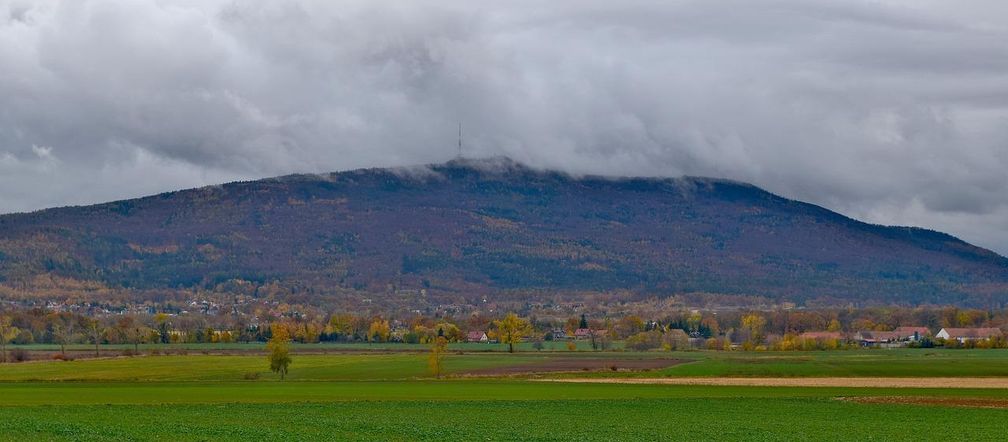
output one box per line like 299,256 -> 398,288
457,122 -> 463,159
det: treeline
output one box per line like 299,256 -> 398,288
2,305 -> 1008,352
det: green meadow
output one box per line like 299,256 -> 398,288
4,348 -> 1008,381
2,349 -> 1007,440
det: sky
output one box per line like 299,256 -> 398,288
1,0 -> 1007,255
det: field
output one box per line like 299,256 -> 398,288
2,347 -> 1008,440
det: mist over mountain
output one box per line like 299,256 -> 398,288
0,157 -> 1005,307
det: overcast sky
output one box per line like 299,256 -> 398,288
2,0 -> 1008,255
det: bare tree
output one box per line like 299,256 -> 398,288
85,319 -> 106,358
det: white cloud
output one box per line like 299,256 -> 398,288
0,0 -> 1007,254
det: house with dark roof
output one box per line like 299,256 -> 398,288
893,326 -> 930,341
855,331 -> 903,347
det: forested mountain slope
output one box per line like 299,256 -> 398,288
1,157 -> 1005,306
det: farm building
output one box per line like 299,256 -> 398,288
894,326 -> 931,341
936,327 -> 1003,343
855,331 -> 902,347
466,331 -> 489,343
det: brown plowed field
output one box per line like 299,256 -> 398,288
466,358 -> 684,375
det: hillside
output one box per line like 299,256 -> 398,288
0,157 -> 1005,307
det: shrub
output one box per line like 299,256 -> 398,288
243,371 -> 261,380
9,348 -> 29,362
626,331 -> 662,351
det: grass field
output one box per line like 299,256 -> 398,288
7,348 -> 1008,380
13,340 -> 604,353
2,349 -> 1007,440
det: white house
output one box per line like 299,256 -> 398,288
466,330 -> 488,343
936,327 -> 1003,343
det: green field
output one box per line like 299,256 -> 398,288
13,340 -> 605,353
7,348 -> 1008,381
2,349 -> 1007,440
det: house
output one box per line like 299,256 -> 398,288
389,327 -> 410,342
551,328 -> 568,340
167,329 -> 188,343
855,331 -> 902,347
936,327 -> 1003,343
466,330 -> 489,343
574,328 -> 607,340
893,326 -> 930,341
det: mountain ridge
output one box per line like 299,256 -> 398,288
0,157 -> 1005,307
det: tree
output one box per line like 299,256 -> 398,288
117,316 -> 146,353
662,329 -> 691,351
579,314 -> 588,329
155,313 -> 170,344
626,330 -> 663,351
614,316 -> 644,339
52,323 -> 68,357
267,324 -> 292,380
84,319 -> 105,358
0,316 -> 19,363
368,319 -> 390,343
49,314 -> 76,357
741,313 -> 767,346
827,319 -> 842,332
428,336 -> 447,378
563,317 -> 579,338
434,322 -> 462,342
327,313 -> 354,341
494,313 -> 532,353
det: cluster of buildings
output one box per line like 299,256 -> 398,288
800,326 -> 1003,348
464,328 -> 609,343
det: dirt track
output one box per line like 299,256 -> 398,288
542,377 -> 1008,389
467,358 -> 683,375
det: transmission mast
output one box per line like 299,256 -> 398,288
457,122 -> 463,159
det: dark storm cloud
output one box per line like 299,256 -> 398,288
1,0 -> 1007,254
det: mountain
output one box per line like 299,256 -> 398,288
0,157 -> 1006,307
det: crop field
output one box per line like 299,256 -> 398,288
1,349 -> 1007,440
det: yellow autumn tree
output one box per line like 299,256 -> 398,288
741,313 -> 767,346
827,319 -> 841,332
267,324 -> 292,380
428,336 -> 448,378
494,313 -> 532,353
0,316 -> 19,363
368,319 -> 391,343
